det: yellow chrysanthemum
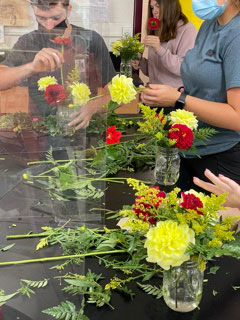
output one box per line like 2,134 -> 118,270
112,40 -> 123,56
38,76 -> 57,91
169,109 -> 198,130
70,82 -> 91,105
145,220 -> 195,270
109,75 -> 137,105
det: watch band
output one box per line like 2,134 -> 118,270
174,92 -> 187,110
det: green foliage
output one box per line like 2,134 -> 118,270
137,282 -> 163,299
112,33 -> 144,61
20,279 -> 49,288
42,301 -> 83,320
17,283 -> 35,298
0,291 -> 18,307
194,128 -> 218,143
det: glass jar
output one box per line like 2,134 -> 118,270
56,105 -> 73,136
154,147 -> 180,186
120,60 -> 132,78
163,261 -> 204,313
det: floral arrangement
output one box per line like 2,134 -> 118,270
137,104 -> 217,154
112,33 -> 144,62
119,178 -> 240,271
148,17 -> 160,30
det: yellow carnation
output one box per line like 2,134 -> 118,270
145,220 -> 195,270
70,82 -> 91,105
38,76 -> 57,91
169,109 -> 198,130
109,75 -> 137,105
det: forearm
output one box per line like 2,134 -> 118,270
0,64 -> 34,90
185,95 -> 240,131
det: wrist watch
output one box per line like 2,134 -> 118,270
174,92 -> 187,110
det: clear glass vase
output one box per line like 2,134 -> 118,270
154,147 -> 180,186
120,60 -> 132,78
56,105 -> 73,135
163,261 -> 204,313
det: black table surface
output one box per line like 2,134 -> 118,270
0,138 -> 239,320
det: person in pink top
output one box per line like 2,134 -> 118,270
133,0 -> 198,89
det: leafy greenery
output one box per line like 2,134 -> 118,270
42,300 -> 87,320
137,282 -> 163,299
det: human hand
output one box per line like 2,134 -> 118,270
140,83 -> 180,106
68,99 -> 99,130
144,35 -> 160,52
30,48 -> 64,73
193,169 -> 240,209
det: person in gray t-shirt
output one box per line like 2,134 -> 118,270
141,0 -> 240,192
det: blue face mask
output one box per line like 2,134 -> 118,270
192,0 -> 227,20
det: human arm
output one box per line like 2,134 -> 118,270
140,84 -> 240,131
144,23 -> 197,77
0,48 -> 64,91
193,169 -> 240,209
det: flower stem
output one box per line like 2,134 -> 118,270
0,249 -> 127,267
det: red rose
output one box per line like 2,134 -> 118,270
45,84 -> 67,106
168,124 -> 194,150
148,17 -> 160,30
106,126 -> 122,145
180,193 -> 204,215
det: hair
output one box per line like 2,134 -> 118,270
30,0 -> 70,10
147,0 -> 188,42
232,0 -> 240,9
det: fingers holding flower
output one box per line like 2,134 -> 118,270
140,84 -> 180,107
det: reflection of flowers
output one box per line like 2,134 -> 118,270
109,75 -> 137,105
38,76 -> 57,91
148,17 -> 161,30
70,82 -> 91,105
145,220 -> 195,270
106,126 -> 122,145
44,84 -> 67,106
53,37 -> 72,45
168,124 -> 194,150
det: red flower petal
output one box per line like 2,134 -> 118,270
168,124 -> 194,150
180,193 -> 204,215
148,17 -> 160,30
44,84 -> 67,106
106,126 -> 122,144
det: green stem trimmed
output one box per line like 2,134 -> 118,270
0,250 -> 127,267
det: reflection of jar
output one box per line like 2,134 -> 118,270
163,261 -> 204,313
154,147 -> 180,186
56,105 -> 73,136
120,60 -> 132,78
75,54 -> 88,84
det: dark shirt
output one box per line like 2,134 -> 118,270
2,25 -> 116,116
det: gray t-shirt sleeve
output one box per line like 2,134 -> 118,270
223,34 -> 240,90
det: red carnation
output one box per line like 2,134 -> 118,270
148,17 -> 160,30
45,84 -> 67,106
180,193 -> 204,215
106,126 -> 122,145
53,37 -> 72,45
168,124 -> 194,150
